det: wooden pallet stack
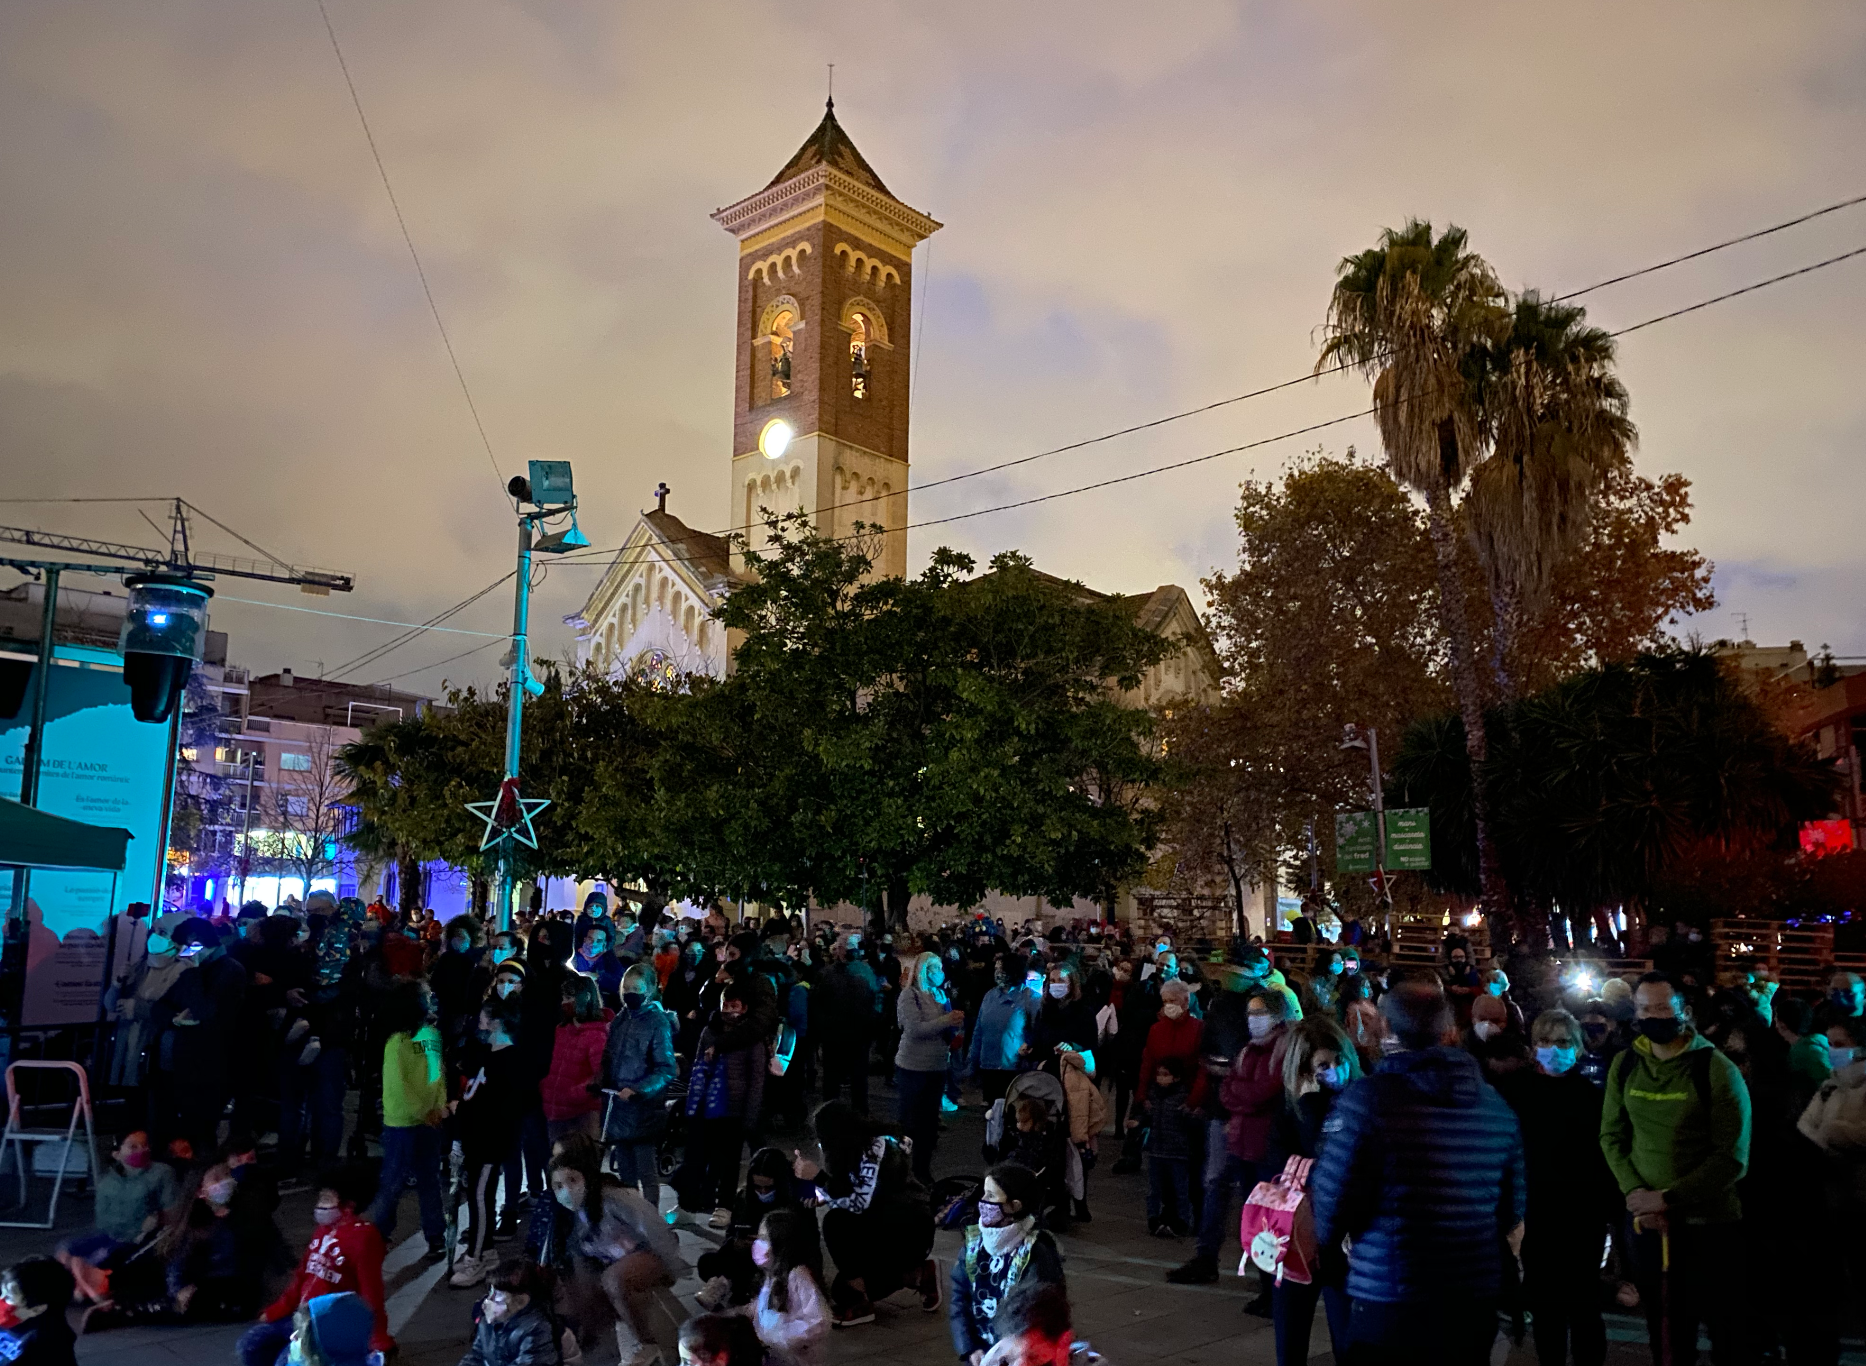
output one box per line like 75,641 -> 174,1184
1710,918 -> 1834,990
1388,907 -> 1491,969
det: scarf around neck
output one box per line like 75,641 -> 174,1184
979,1215 -> 1035,1264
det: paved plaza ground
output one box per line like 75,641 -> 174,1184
1,1081 -> 1852,1366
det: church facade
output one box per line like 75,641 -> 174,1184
568,103 -> 1220,721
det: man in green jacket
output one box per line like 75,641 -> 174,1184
1600,972 -> 1752,1366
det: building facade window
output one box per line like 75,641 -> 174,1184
279,752 -> 312,772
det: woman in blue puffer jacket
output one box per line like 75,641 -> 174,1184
601,964 -> 679,1206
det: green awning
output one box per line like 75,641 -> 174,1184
0,797 -> 131,872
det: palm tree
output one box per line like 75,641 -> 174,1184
1318,221 -> 1512,919
1465,292 -> 1636,695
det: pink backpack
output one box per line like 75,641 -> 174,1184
1238,1155 -> 1318,1285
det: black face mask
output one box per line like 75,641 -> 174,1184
1635,1017 -> 1682,1044
1831,992 -> 1857,1013
622,991 -> 647,1011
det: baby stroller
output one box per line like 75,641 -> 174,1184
983,1070 -> 1084,1225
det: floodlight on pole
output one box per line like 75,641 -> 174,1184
475,460 -> 589,929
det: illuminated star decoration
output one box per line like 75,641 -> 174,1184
466,776 -> 551,851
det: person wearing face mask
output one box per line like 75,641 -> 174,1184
680,985 -> 770,1229
1461,995 -> 1530,1087
1821,970 -> 1865,1031
549,1146 -> 686,1366
1600,972 -> 1752,1366
542,975 -> 613,1147
1496,1010 -> 1615,1366
1133,979 -> 1203,1119
1575,1000 -> 1625,1090
451,1000 -> 533,1287
457,1258 -> 558,1366
895,953 -> 968,1186
1212,988 -> 1294,1311
1441,941 -> 1481,1027
739,1208 -> 831,1366
242,1166 -> 390,1366
948,1165 -> 1065,1366
429,914 -> 491,1070
153,919 -> 248,1163
601,965 -> 679,1208
1309,950 -> 1345,1013
696,1148 -> 805,1311
1262,1018 -> 1360,1366
160,1161 -> 274,1321
967,952 -> 1042,1110
107,913 -> 190,1090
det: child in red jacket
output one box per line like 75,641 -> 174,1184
541,974 -> 612,1142
236,1167 -> 390,1366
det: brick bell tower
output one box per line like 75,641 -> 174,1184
712,99 -> 940,578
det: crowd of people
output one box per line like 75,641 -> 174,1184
11,888 -> 1866,1366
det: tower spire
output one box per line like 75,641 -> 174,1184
827,63 -> 834,109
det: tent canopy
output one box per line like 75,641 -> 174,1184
0,797 -> 131,872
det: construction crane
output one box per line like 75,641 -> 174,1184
3,498 -> 358,806
0,498 -> 353,594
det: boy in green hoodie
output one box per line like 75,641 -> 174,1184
1600,972 -> 1751,1366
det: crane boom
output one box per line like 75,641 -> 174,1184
0,502 -> 353,593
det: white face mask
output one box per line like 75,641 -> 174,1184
1473,1021 -> 1499,1041
1161,1003 -> 1186,1021
1047,982 -> 1069,1000
1247,1014 -> 1275,1040
1832,1046 -> 1858,1070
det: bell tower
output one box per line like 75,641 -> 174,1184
712,100 -> 940,578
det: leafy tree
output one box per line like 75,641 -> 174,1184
1163,452 -> 1449,922
1389,650 -> 1838,939
1319,221 -> 1514,917
649,522 -> 1176,926
1504,465 -> 1715,693
1465,292 -> 1636,694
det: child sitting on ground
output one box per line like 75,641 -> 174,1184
0,1257 -> 78,1366
239,1165 -> 391,1366
740,1209 -> 830,1366
457,1259 -> 559,1366
696,1147 -> 808,1310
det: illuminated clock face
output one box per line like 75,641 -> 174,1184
758,419 -> 793,460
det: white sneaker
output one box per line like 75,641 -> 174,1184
708,1206 -> 733,1231
448,1252 -> 487,1288
695,1276 -> 733,1312
560,1328 -> 583,1364
623,1348 -> 661,1366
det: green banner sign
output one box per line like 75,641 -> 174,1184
1335,810 -> 1377,873
1384,807 -> 1432,870
1334,807 -> 1431,874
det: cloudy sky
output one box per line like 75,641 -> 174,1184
4,1 -> 1864,695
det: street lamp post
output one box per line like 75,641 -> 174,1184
1341,723 -> 1391,934
470,462 -> 588,931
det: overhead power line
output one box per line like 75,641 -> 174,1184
314,0 -> 504,490
537,236 -> 1866,560
545,192 -> 1866,570
214,217 -> 1866,676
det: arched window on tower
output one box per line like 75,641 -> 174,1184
769,308 -> 794,399
849,311 -> 871,400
